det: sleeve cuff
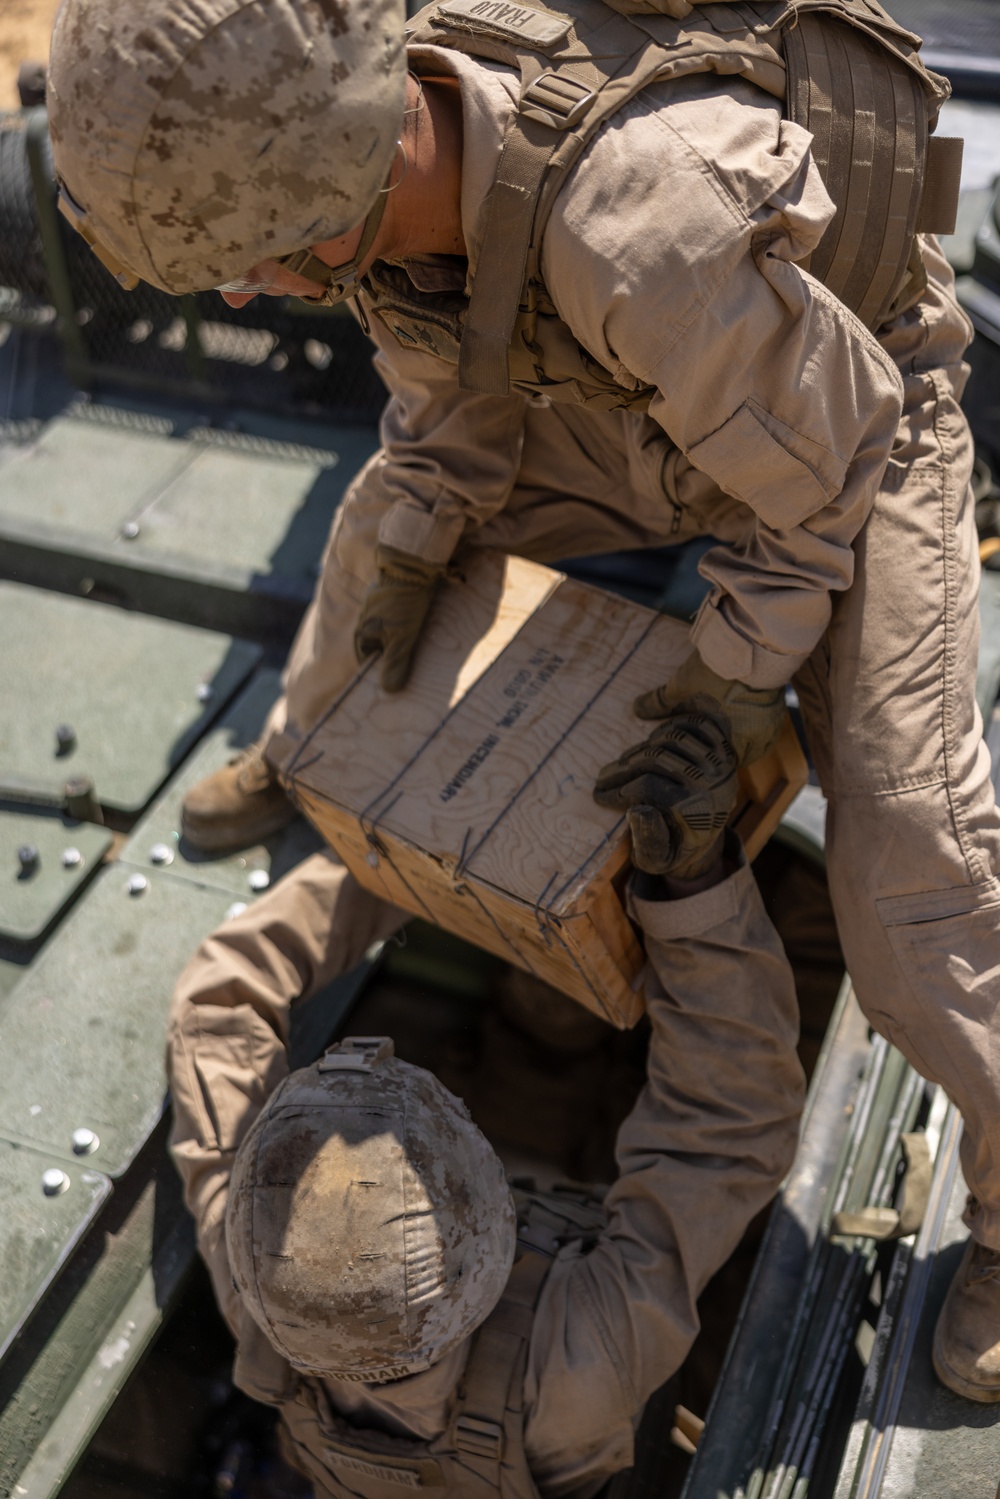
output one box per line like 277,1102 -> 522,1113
691,594 -> 810,690
378,501 -> 467,566
626,843 -> 752,940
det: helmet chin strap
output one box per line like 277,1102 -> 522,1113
275,188 -> 390,307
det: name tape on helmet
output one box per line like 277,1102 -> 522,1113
433,0 -> 571,49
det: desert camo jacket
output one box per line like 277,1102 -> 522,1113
358,43 -> 971,690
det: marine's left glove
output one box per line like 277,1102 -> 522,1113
632,652 -> 786,768
593,704 -> 738,878
354,544 -> 446,693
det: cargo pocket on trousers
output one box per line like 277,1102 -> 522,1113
875,880 -> 1000,1034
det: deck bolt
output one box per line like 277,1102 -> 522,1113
42,1169 -> 70,1196
126,873 -> 149,896
62,847 -> 83,868
248,869 -> 270,893
149,843 -> 173,866
55,723 -> 76,754
18,844 -> 39,875
71,1128 -> 99,1156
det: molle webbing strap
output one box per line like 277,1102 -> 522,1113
784,10 -> 927,330
452,1250 -> 550,1481
458,12 -> 640,395
451,0 -> 958,383
920,135 -> 964,237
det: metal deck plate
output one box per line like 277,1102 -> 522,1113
0,1137 -> 111,1362
0,867 -> 244,1176
877,1166 -> 1000,1498
118,668 -> 324,897
0,953 -> 29,1002
978,570 -> 1000,718
0,415 -> 189,534
123,438 -> 346,578
0,411 -> 376,637
0,810 -> 112,943
0,582 -> 260,813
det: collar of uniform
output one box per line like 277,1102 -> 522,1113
408,43 -> 519,289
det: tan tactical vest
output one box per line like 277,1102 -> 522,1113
234,1185 -> 609,1499
365,0 -> 959,412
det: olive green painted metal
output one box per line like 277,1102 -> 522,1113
116,432 -> 353,576
978,570 -> 1000,720
0,1137 -> 111,1362
0,866 -> 243,1177
0,677 -> 374,1499
0,581 -> 260,814
0,656 -> 351,1185
679,987 -> 934,1499
0,810 -> 111,943
118,667 -> 323,898
0,410 -> 187,532
0,406 -> 377,640
677,982 -> 872,1499
744,1055 -> 926,1499
1,930 -> 377,1499
0,1142 -> 195,1499
832,1102 -> 1000,1499
0,952 -> 29,1001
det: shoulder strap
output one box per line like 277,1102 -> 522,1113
451,1249 -> 550,1488
456,7 -> 643,395
420,0 -> 958,386
414,0 -> 790,395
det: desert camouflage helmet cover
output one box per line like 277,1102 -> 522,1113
225,1038 -> 517,1381
46,0 -> 407,295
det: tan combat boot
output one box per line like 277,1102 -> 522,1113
932,1237 -> 1000,1402
181,742 -> 296,853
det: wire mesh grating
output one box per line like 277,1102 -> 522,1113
0,111 -> 386,421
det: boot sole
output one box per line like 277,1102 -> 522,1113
932,1320 -> 1000,1404
180,804 -> 298,855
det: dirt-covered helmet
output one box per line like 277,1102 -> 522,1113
47,0 -> 407,297
225,1038 -> 517,1381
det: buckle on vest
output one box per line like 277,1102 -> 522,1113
520,72 -> 595,130
454,1415 -> 504,1461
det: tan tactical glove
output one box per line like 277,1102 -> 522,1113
354,544 -> 445,693
633,652 -> 786,767
593,705 -> 737,878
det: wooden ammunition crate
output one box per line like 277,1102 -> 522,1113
289,552 -> 807,1028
